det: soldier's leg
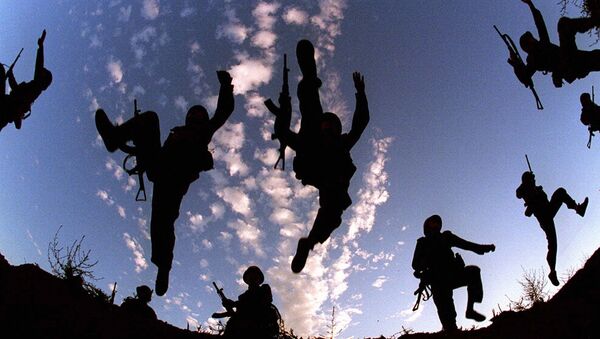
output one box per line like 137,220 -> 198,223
541,222 -> 560,286
150,178 -> 190,295
0,64 -> 5,95
548,187 -> 587,218
558,17 -> 600,52
461,266 -> 486,321
95,110 -> 161,173
296,40 -> 323,138
431,285 -> 458,331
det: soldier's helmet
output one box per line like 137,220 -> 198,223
519,31 -> 536,53
136,285 -> 153,303
39,68 -> 52,90
423,214 -> 442,237
320,112 -> 342,137
186,105 -> 209,126
580,93 -> 593,107
243,265 -> 264,286
521,171 -> 535,184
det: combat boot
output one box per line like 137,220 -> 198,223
577,197 -> 589,217
95,109 -> 120,152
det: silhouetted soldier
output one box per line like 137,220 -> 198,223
120,285 -> 157,321
220,266 -> 279,339
95,70 -> 234,296
274,39 -> 370,273
412,215 -> 495,331
516,171 -> 588,286
0,30 -> 52,132
580,92 -> 600,131
515,0 -> 600,88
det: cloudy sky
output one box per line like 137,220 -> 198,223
2,1 -> 600,337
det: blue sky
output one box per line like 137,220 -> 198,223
1,1 -> 600,337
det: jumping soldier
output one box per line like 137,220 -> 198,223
95,70 -> 234,296
0,30 -> 52,132
516,169 -> 588,286
513,0 -> 600,88
412,215 -> 495,331
120,285 -> 157,321
218,266 -> 280,339
273,39 -> 370,273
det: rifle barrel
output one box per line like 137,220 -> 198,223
525,154 -> 532,173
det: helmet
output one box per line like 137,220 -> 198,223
186,105 -> 209,126
580,93 -> 592,106
519,31 -> 536,53
423,215 -> 442,237
243,265 -> 264,285
320,112 -> 342,136
521,171 -> 535,183
39,68 -> 52,90
136,285 -> 153,302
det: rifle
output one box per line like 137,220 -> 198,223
494,25 -> 543,110
211,281 -> 235,318
264,54 -> 291,170
525,154 -> 533,174
523,154 -> 535,217
121,99 -> 147,201
109,282 -> 117,304
5,48 -> 24,74
412,278 -> 431,311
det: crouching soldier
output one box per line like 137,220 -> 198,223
412,215 -> 495,331
219,266 -> 280,339
95,70 -> 234,296
120,285 -> 157,321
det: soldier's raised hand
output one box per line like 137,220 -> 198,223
475,244 -> 495,255
353,72 -> 365,94
217,70 -> 232,85
38,30 -> 46,47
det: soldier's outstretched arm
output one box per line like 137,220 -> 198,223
209,70 -> 235,135
346,72 -> 370,150
34,30 -> 47,80
522,0 -> 550,44
7,67 -> 18,90
447,231 -> 495,255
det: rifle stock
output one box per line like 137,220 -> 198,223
494,25 -> 543,110
212,281 -> 235,317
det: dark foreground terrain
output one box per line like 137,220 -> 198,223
0,252 -> 217,339
2,246 -> 600,339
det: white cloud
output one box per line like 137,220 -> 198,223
131,26 -> 157,60
217,187 -> 252,218
253,2 -> 280,30
343,137 -> 393,243
106,58 -> 124,84
228,54 -> 272,95
252,30 -> 277,50
210,203 -> 225,219
186,211 -> 206,232
174,95 -> 189,113
213,122 -> 245,151
372,275 -> 388,289
26,229 -> 42,256
217,8 -> 249,44
96,189 -> 114,206
311,0 -> 347,55
117,205 -> 126,219
243,91 -> 268,118
141,0 -> 160,20
202,239 -> 213,250
228,219 -> 264,257
180,6 -> 196,18
123,233 -> 148,273
283,7 -> 309,25
118,5 -> 132,22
